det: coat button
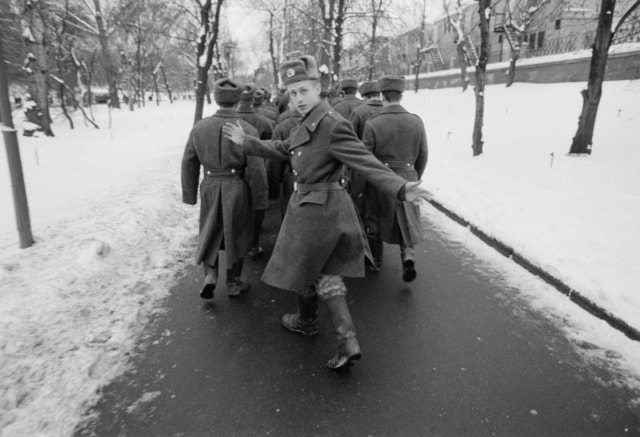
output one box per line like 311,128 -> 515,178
293,170 -> 298,176
231,169 -> 236,174
385,163 -> 389,166
290,151 -> 294,156
297,151 -> 301,156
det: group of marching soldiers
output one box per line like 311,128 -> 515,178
182,54 -> 430,370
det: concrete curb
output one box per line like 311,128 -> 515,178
427,198 -> 640,342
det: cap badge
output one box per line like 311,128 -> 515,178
287,68 -> 295,78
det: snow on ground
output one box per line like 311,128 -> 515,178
0,79 -> 639,435
403,79 -> 640,333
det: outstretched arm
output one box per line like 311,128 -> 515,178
223,120 -> 290,161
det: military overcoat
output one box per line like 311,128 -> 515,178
332,95 -> 364,120
182,108 -> 260,267
362,103 -> 428,245
243,101 -> 407,292
237,107 -> 273,210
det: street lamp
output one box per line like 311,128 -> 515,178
415,44 -> 422,93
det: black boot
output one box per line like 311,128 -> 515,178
282,294 -> 319,336
200,263 -> 217,299
227,258 -> 250,297
324,296 -> 362,369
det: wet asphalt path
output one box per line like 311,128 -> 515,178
76,206 -> 640,436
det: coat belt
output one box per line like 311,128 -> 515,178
294,181 -> 344,192
204,168 -> 245,179
384,160 -> 413,170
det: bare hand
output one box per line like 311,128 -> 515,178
404,181 -> 433,203
223,120 -> 245,145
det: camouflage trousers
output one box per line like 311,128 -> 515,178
298,275 -> 346,301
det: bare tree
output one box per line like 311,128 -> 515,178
444,0 -> 478,91
495,0 -> 549,87
569,0 -> 640,154
22,0 -> 54,136
92,0 -> 120,108
193,0 -> 224,124
472,0 -> 491,157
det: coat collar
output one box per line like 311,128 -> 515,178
380,103 -> 407,115
300,100 -> 333,133
366,100 -> 383,107
215,108 -> 239,117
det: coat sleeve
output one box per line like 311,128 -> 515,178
329,119 -> 406,199
415,122 -> 428,178
181,129 -> 200,205
361,122 -> 376,155
243,135 -> 291,161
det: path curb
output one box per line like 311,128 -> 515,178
427,199 -> 640,342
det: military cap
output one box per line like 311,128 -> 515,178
213,78 -> 241,104
254,88 -> 264,104
377,75 -> 405,93
280,55 -> 319,86
240,82 -> 257,102
340,78 -> 358,90
358,81 -> 379,96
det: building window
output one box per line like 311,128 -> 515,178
555,19 -> 561,30
529,33 -> 536,50
498,34 -> 503,43
537,31 -> 545,48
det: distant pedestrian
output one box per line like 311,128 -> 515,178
181,78 -> 261,299
254,89 -> 279,123
362,75 -> 428,280
223,56 -> 432,370
332,79 -> 363,119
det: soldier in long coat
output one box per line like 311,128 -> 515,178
224,56 -> 432,370
347,81 -> 384,226
362,75 -> 428,282
181,78 -> 260,299
332,78 -> 363,119
267,100 -> 301,218
236,83 -> 273,260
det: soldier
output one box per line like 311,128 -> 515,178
346,81 -> 384,230
181,78 -> 260,299
254,89 -> 279,123
223,56 -> 432,370
267,100 -> 302,218
332,78 -> 363,119
236,83 -> 273,260
362,75 -> 428,281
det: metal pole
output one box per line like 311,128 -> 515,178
0,29 -> 34,248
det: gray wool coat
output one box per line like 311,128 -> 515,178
182,108 -> 260,267
242,101 -> 408,292
362,103 -> 428,245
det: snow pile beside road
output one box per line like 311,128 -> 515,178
0,101 -> 199,436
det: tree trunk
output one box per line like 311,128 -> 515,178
569,0 -> 615,155
24,0 -> 54,136
505,50 -> 520,87
368,14 -> 378,81
194,0 -> 223,124
269,12 -> 279,90
472,0 -> 491,157
159,64 -> 172,102
333,0 -> 347,80
93,0 -> 119,108
456,43 -> 470,91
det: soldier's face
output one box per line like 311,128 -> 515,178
286,80 -> 321,116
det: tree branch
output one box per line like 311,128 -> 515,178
613,0 -> 640,36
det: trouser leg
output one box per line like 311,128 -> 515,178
281,285 -> 319,336
366,235 -> 384,271
401,244 -> 417,283
249,209 -> 266,259
199,259 -> 218,299
316,275 -> 362,369
226,257 -> 250,297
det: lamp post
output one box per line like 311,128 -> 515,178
414,44 -> 422,93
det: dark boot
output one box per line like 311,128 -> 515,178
324,296 -> 362,369
401,245 -> 416,283
200,263 -> 217,299
249,210 -> 266,259
282,294 -> 319,336
366,237 -> 383,271
226,259 -> 250,297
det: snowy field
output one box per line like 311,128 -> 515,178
0,80 -> 639,435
